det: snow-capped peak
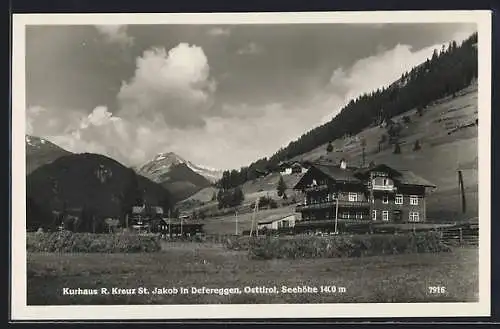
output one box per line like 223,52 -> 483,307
137,151 -> 223,183
26,135 -> 48,148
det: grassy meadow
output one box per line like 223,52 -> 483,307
27,242 -> 478,305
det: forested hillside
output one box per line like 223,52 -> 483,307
217,33 -> 478,190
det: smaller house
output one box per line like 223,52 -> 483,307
179,212 -> 191,220
258,214 -> 296,231
151,218 -> 205,237
130,204 -> 164,231
149,206 -> 164,219
279,161 -> 308,175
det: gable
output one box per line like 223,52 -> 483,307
355,164 -> 401,180
293,166 -> 335,190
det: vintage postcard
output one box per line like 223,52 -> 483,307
11,10 -> 491,320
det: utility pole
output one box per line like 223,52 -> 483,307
168,209 -> 171,238
369,171 -> 374,222
334,194 -> 339,234
235,210 -> 238,235
180,217 -> 183,237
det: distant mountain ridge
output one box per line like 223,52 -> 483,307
136,152 -> 220,203
137,152 -> 222,183
26,135 -> 71,174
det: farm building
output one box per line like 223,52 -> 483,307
258,214 -> 297,231
150,218 -> 204,237
129,204 -> 165,231
279,161 -> 308,175
293,160 -> 436,232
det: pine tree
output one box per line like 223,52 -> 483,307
393,143 -> 402,154
326,142 -> 333,153
413,139 -> 421,151
277,175 -> 287,198
233,187 -> 245,206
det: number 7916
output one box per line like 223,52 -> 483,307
428,286 -> 446,294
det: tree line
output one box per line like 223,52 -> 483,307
216,33 -> 478,190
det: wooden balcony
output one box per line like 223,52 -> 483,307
370,184 -> 397,192
303,184 -> 329,193
296,200 -> 370,212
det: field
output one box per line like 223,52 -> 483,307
27,243 -> 478,305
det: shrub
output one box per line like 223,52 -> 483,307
26,232 -> 161,253
234,232 -> 450,260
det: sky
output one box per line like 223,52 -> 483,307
25,22 -> 477,170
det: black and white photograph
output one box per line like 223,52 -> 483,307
11,11 -> 491,320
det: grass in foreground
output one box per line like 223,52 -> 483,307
27,244 -> 478,305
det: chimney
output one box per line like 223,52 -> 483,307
340,158 -> 347,170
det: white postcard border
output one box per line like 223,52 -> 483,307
11,10 -> 492,320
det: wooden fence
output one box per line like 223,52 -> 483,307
438,223 -> 479,246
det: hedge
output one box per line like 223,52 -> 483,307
27,231 -> 161,253
224,232 -> 451,260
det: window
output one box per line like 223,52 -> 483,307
356,212 -> 363,219
342,212 -> 350,219
349,192 -> 358,202
409,212 -> 420,222
382,211 -> 389,221
372,210 -> 377,221
383,178 -> 389,186
410,195 -> 419,205
395,194 -> 403,205
382,195 -> 389,204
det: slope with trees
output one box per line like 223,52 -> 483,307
216,33 -> 478,189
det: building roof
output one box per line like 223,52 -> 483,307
312,164 -> 362,183
356,164 -> 436,188
393,170 -> 436,188
294,162 -> 436,189
258,214 -> 295,225
159,218 -> 204,226
132,206 -> 145,213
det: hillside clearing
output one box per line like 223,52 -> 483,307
27,246 -> 478,305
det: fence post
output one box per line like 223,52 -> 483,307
459,227 -> 463,245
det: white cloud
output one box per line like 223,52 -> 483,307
319,41 -> 455,123
117,43 -> 216,128
95,25 -> 134,46
237,42 -> 263,55
26,105 -> 86,137
207,27 -> 231,37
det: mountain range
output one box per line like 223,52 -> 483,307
25,136 -> 222,205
